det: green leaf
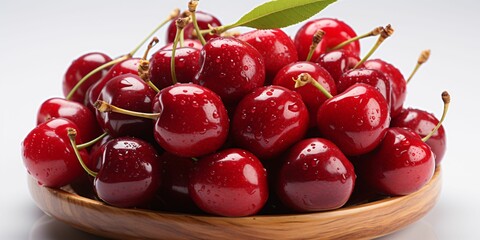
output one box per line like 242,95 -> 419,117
225,0 -> 336,31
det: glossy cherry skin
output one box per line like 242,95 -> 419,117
273,61 -> 336,127
96,73 -> 156,139
22,118 -> 89,188
152,83 -> 229,157
166,11 -> 221,43
277,138 -> 355,212
63,52 -> 112,103
237,29 -> 298,84
359,127 -> 435,196
149,47 -> 200,89
337,68 -> 392,109
232,86 -> 309,160
364,59 -> 406,118
317,83 -> 390,156
391,108 -> 446,165
193,37 -> 265,105
36,97 -> 102,142
294,18 -> 359,61
189,148 -> 268,217
160,39 -> 203,51
94,137 -> 160,208
316,49 -> 360,82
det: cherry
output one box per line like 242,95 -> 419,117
193,37 -> 265,105
316,49 -> 360,82
189,148 -> 268,217
62,52 -> 112,103
36,97 -> 102,142
294,18 -> 359,61
95,73 -> 157,139
22,118 -> 89,188
272,61 -> 336,127
277,138 -> 355,212
160,39 -> 203,50
232,85 -> 309,160
166,11 -> 221,43
237,29 -> 298,84
358,127 -> 435,196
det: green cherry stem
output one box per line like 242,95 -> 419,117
422,91 -> 450,142
171,17 -> 190,85
76,132 -> 109,150
306,30 -> 325,62
138,37 -> 161,93
95,100 -> 160,120
293,73 -> 333,99
353,24 -> 394,69
407,49 -> 431,84
329,26 -> 383,52
67,128 -> 98,178
189,0 -> 207,46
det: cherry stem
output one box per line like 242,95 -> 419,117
293,73 -> 333,99
67,128 -> 98,178
138,38 -> 160,93
407,49 -> 431,84
77,132 -> 109,150
65,8 -> 180,100
422,91 -> 450,142
179,28 -> 185,47
189,0 -> 207,46
329,26 -> 383,52
94,100 -> 159,120
171,17 -> 190,85
353,24 -> 394,69
306,30 -> 325,62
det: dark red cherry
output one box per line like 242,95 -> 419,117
36,97 -> 102,142
294,18 -> 359,61
359,127 -> 435,196
317,83 -> 390,156
160,39 -> 203,50
232,86 -> 309,160
63,52 -> 112,103
96,73 -> 156,139
153,83 -> 229,157
189,148 -> 268,217
237,29 -> 298,84
277,138 -> 355,212
22,118 -> 89,188
316,49 -> 360,82
148,47 -> 200,89
391,108 -> 446,165
94,137 -> 160,208
166,11 -> 221,43
273,61 -> 336,127
364,59 -> 406,118
193,37 -> 265,105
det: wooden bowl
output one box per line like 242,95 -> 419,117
28,167 -> 441,240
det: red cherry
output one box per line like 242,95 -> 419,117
22,118 -> 89,187
94,137 -> 160,208
193,37 -> 265,105
36,97 -> 102,142
317,83 -> 390,156
160,39 -> 203,50
294,18 -> 359,61
166,11 -> 221,43
359,127 -> 435,195
316,49 -> 360,82
232,85 -> 309,160
153,83 -> 229,157
277,138 -> 355,212
189,148 -> 268,217
237,29 -> 298,84
63,52 -> 112,103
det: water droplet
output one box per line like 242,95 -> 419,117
288,104 -> 299,112
302,162 -> 309,170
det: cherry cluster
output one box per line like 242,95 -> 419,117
21,3 -> 449,217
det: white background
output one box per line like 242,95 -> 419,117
1,0 -> 479,239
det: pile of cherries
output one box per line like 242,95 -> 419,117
21,3 -> 448,217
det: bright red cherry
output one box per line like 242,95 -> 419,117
94,137 -> 160,208
166,11 -> 221,43
22,118 -> 89,188
277,138 -> 355,212
294,18 -> 359,61
273,61 -> 336,127
359,127 -> 435,196
160,39 -> 203,51
36,97 -> 102,142
193,37 -> 265,105
63,52 -> 112,103
189,148 -> 268,217
237,29 -> 298,84
316,83 -> 390,156
153,83 -> 229,157
232,85 -> 309,160
95,73 -> 156,139
316,49 -> 360,82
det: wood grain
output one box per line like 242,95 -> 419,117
29,167 -> 442,240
